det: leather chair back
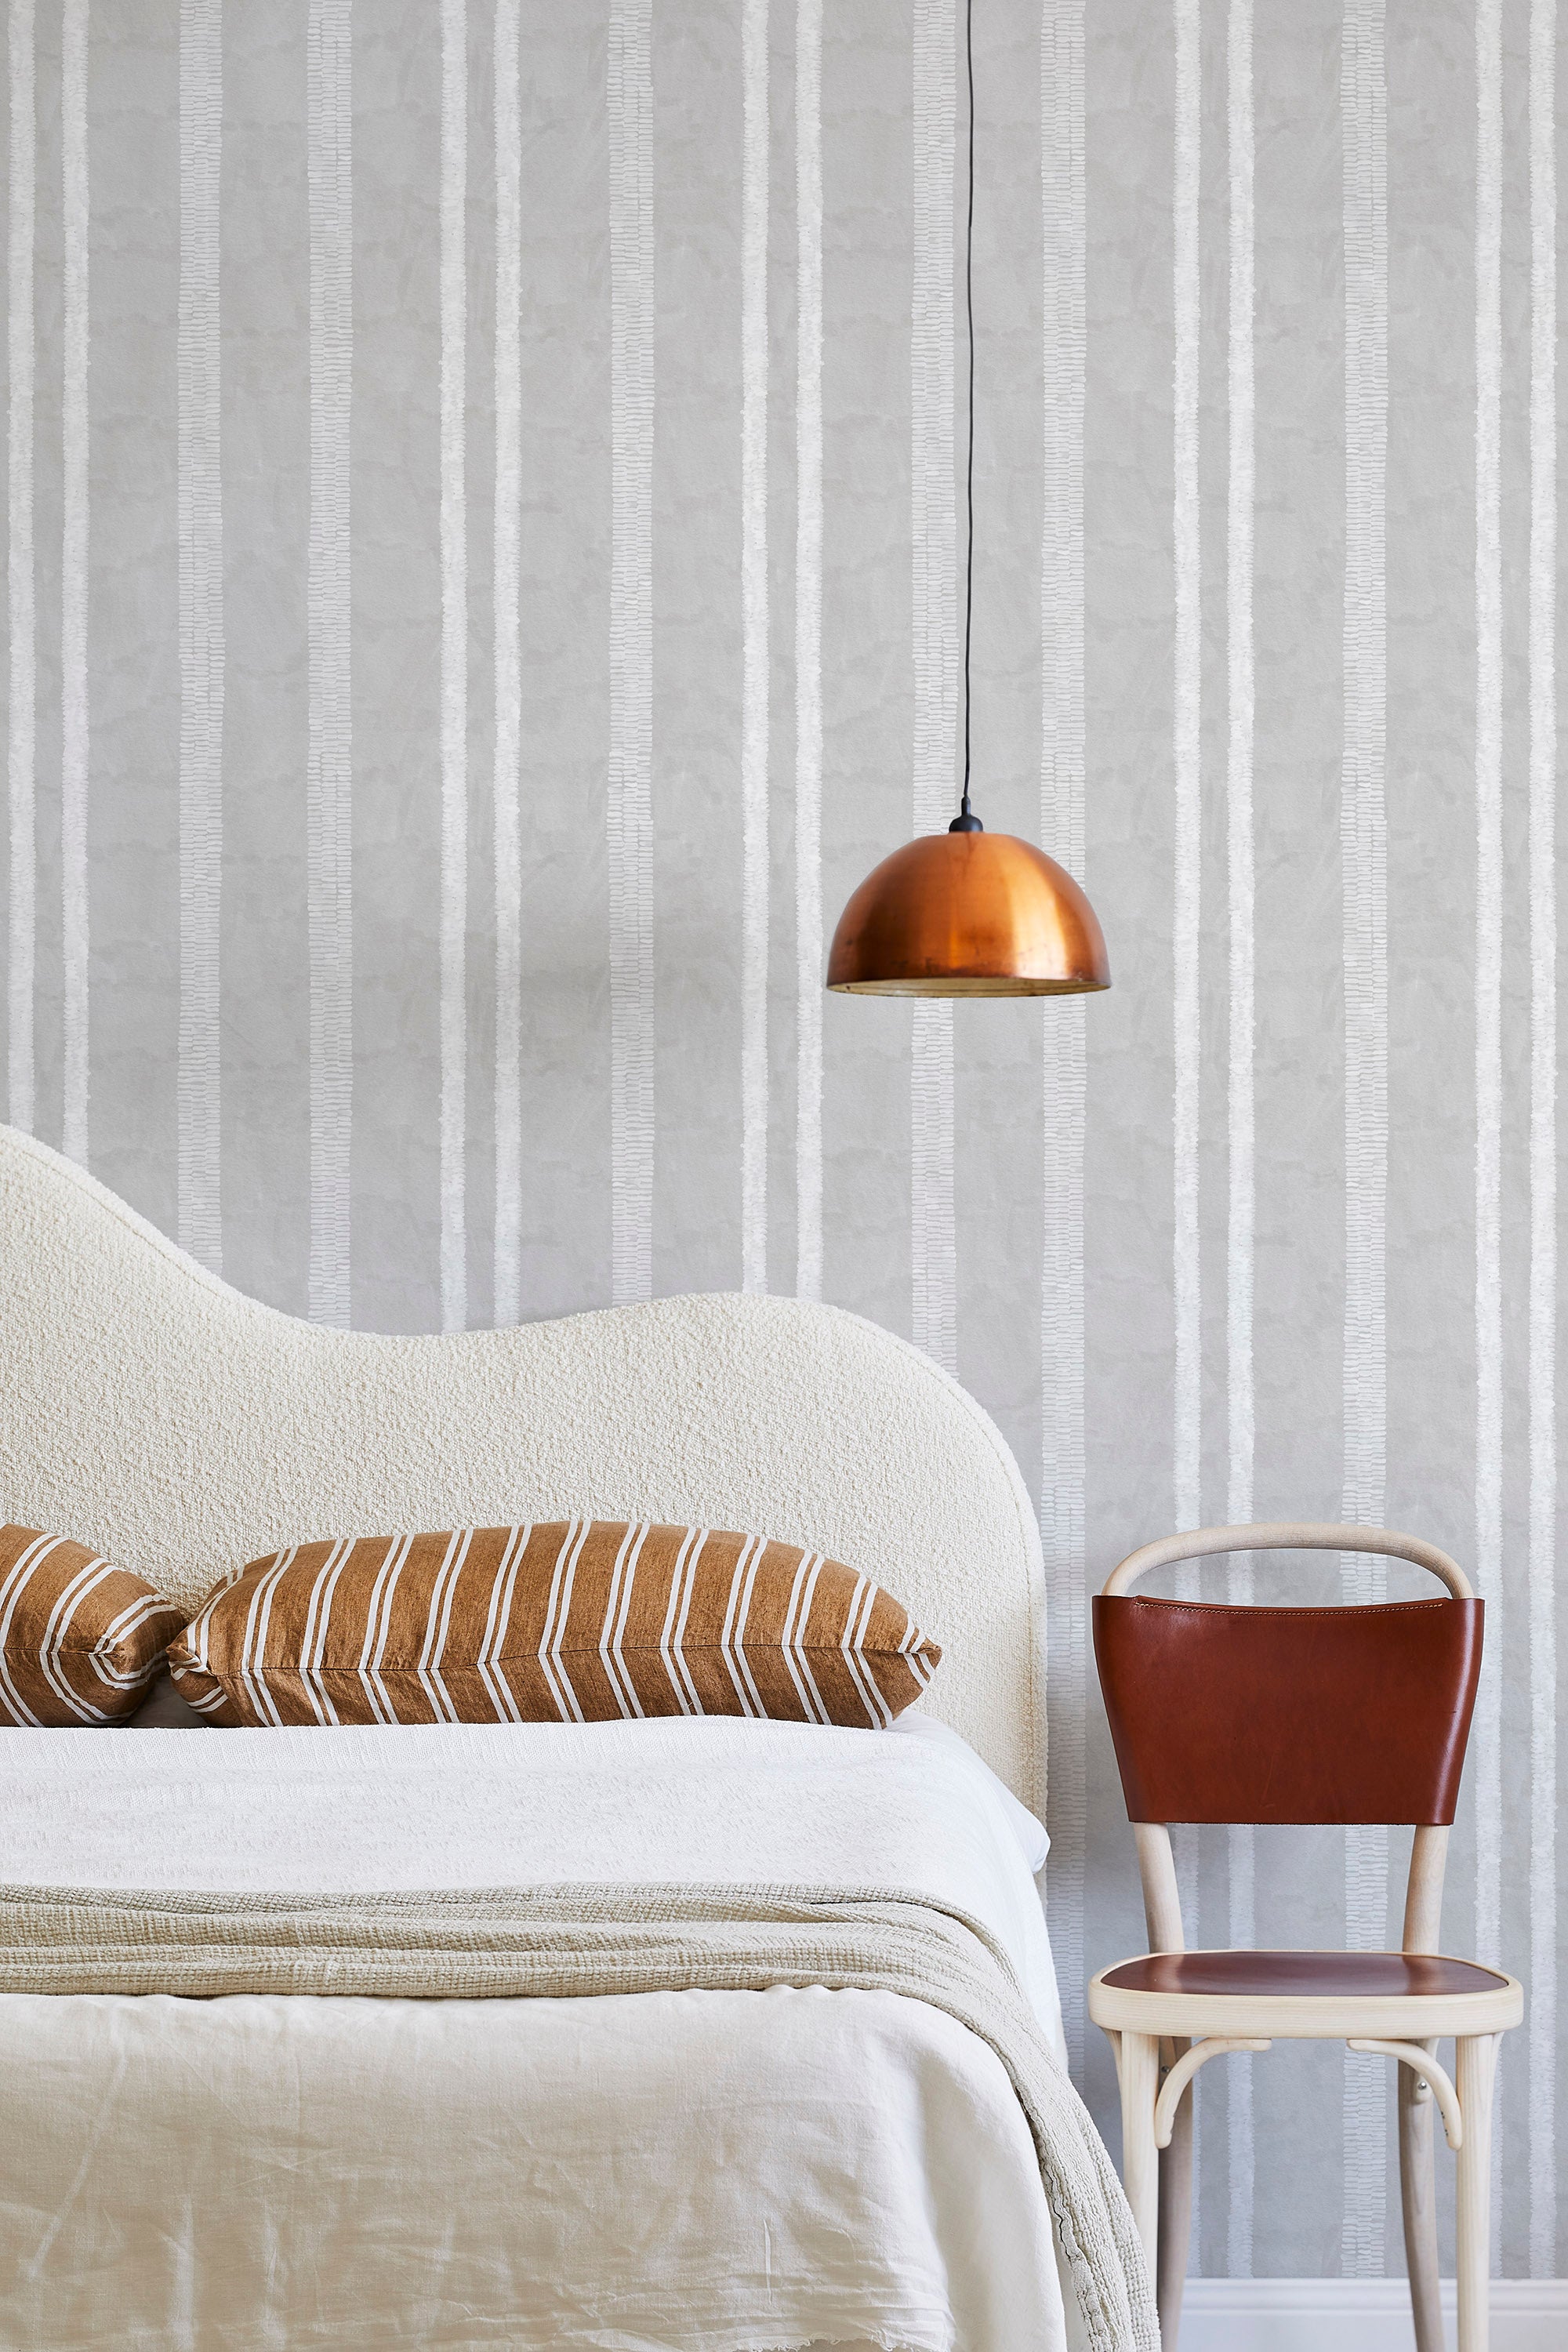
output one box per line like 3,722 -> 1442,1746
1093,1590 -> 1483,1826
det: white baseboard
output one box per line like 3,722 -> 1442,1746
1176,2277 -> 1568,2352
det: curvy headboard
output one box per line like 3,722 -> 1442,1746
0,1126 -> 1045,1806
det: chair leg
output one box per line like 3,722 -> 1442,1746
1118,2030 -> 1162,2279
1399,2039 -> 1443,2352
1156,2065 -> 1194,2350
1455,2034 -> 1499,2352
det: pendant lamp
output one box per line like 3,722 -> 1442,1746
825,0 -> 1109,1000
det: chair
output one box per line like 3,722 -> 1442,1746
1087,1522 -> 1522,2352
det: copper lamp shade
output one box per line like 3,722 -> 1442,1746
826,828 -> 1110,997
824,0 -> 1112,1008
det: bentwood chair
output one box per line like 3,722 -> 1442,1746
1087,1523 -> 1522,2352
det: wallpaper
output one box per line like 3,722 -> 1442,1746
2,0 -> 1563,2285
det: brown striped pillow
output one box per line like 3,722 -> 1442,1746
0,1523 -> 189,1726
167,1522 -> 942,1730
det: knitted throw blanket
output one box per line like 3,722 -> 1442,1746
0,1880 -> 1158,2352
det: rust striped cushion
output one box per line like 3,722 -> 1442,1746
0,1523 -> 188,1726
168,1522 -> 942,1730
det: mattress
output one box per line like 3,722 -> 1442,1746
0,1713 -> 1074,2352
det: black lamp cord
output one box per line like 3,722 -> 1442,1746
950,0 -> 982,836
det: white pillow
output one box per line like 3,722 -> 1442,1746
891,1711 -> 1049,1872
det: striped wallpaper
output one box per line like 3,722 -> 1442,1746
1,0 -> 1563,2282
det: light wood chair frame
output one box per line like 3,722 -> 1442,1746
1087,1523 -> 1523,2352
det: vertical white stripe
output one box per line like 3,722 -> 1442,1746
1225,0 -> 1255,1549
7,0 -> 34,1134
779,1551 -> 831,1722
440,0 -> 467,1330
307,0 -> 353,1327
600,1520 -> 649,1717
1473,0 -> 1504,1957
1225,0 -> 1256,2282
720,1532 -> 770,1715
1527,0 -> 1558,2278
300,1535 -> 354,1723
1474,0 -> 1505,2278
659,1525 -> 708,1713
1171,0 -> 1203,2244
357,1533 -> 413,1723
60,0 -> 88,1166
238,1553 -> 295,1727
740,0 -> 769,1294
1340,0 -> 1388,2281
1173,0 -> 1201,1543
492,0 -> 521,1324
540,1518 -> 590,1722
1041,0 -> 1087,2075
178,0 -> 223,1272
793,0 -> 823,1304
911,0 -> 956,1377
477,1521 -> 530,1719
608,0 -> 655,1308
417,1525 -> 473,1720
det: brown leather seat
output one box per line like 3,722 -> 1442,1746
1101,1949 -> 1508,2002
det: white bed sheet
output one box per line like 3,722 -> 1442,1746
0,1716 -> 1076,2352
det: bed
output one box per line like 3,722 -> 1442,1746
0,1126 -> 1137,2352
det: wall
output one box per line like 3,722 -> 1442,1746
2,0 -> 1562,2284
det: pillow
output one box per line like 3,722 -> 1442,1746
168,1520 -> 942,1730
0,1523 -> 188,1726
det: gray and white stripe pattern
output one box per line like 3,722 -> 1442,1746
793,0 -> 823,1305
307,0 -> 354,1327
1225,0 -> 1256,2281
910,0 -> 956,1378
608,0 -> 655,1309
1527,0 -> 1558,2277
492,0 -> 521,1326
60,0 -> 89,1168
739,0 -> 768,1297
439,0 -> 468,1333
7,0 -> 34,1136
178,0 -> 224,1272
1040,0 -> 1087,2082
1339,0 -> 1389,2281
0,2 -> 1563,2278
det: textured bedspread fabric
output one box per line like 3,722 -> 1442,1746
0,1718 -> 1095,2352
2,1712 -> 1065,2041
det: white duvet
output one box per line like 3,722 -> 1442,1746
0,1713 -> 1075,2352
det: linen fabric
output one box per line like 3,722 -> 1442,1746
0,1880 -> 1157,2352
0,1715 -> 1076,2352
2,1987 -> 1061,2352
167,1520 -> 941,1730
0,1523 -> 185,1726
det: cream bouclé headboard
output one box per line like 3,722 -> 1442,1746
0,1126 -> 1046,1806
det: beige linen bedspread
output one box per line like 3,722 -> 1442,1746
1,1878 -> 1156,2352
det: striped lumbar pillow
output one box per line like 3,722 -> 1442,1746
0,1523 -> 189,1726
167,1522 -> 942,1730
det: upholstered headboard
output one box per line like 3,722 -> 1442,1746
0,1126 -> 1046,1806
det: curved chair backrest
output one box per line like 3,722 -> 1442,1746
1094,1523 -> 1482,1829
